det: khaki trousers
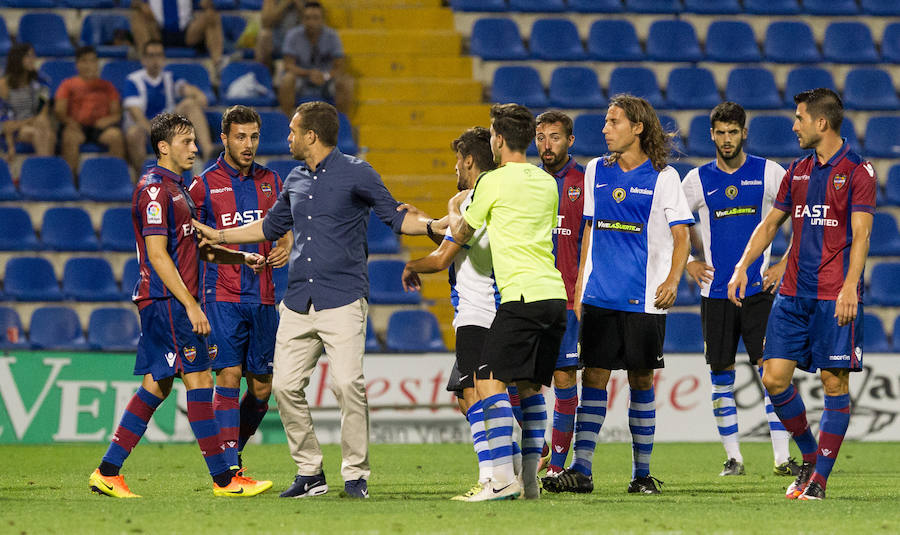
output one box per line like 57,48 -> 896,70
273,298 -> 370,481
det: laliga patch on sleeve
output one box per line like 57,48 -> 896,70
146,201 -> 163,225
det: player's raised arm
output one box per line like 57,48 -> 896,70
144,234 -> 210,336
193,218 -> 267,246
449,189 -> 476,245
401,237 -> 464,292
727,207 -> 790,306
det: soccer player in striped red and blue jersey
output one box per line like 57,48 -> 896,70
90,112 -> 272,498
729,89 -> 876,501
189,106 -> 291,475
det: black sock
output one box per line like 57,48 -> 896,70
212,469 -> 236,487
98,462 -> 120,477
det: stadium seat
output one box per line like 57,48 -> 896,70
0,16 -> 10,57
240,0 -> 262,8
470,18 -> 528,61
368,260 -> 420,304
450,0 -> 506,11
79,157 -> 133,202
765,22 -> 820,63
883,23 -> 900,63
88,307 -> 140,351
256,111 -> 292,155
0,0 -> 55,6
683,0 -> 740,13
744,0 -> 799,14
19,157 -> 78,201
491,66 -> 548,109
804,0 -> 860,14
745,116 -> 798,158
725,68 -> 781,110
657,113 -> 685,155
783,68 -> 837,108
29,307 -> 88,350
843,69 -> 900,111
666,67 -> 719,110
840,117 -> 862,154
18,14 -> 74,57
266,159 -> 298,180
862,315 -> 890,352
0,307 -> 27,349
4,257 -> 63,301
626,0 -> 682,13
220,62 -> 277,107
646,19 -> 702,62
41,207 -> 99,251
338,112 -> 359,156
705,21 -> 760,63
824,22 -> 879,64
885,165 -> 900,205
80,13 -> 130,58
368,211 -> 400,255
385,310 -> 447,353
221,14 -> 247,53
100,207 -> 136,252
869,213 -> 900,256
862,0 -> 900,14
529,19 -> 586,61
122,257 -> 140,300
674,277 -> 700,306
864,117 -> 900,158
64,0 -> 114,6
165,63 -> 216,105
548,67 -> 607,109
686,115 -> 716,158
0,160 -> 19,201
365,320 -> 381,353
568,0 -> 623,12
38,60 -> 77,97
587,20 -> 642,61
63,257 -> 120,301
868,263 -> 900,305
0,207 -> 40,251
663,313 -> 704,353
608,67 -> 664,109
100,60 -> 142,97
571,114 -> 608,157
510,0 -> 564,11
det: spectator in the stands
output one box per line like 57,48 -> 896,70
255,0 -> 303,71
55,46 -> 125,176
0,43 -> 55,160
123,40 -> 217,174
277,1 -> 353,116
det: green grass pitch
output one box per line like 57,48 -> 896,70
3,441 -> 899,534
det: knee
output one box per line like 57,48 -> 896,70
582,367 -> 610,388
331,375 -> 365,399
627,371 -> 654,390
761,373 -> 790,396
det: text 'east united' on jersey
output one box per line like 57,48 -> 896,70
581,158 -> 694,314
775,142 -> 877,301
189,155 -> 284,305
544,157 -> 586,309
132,165 -> 200,310
682,155 -> 785,299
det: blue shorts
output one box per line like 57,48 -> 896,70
135,299 -> 210,381
205,302 -> 277,376
762,294 -> 863,373
556,309 -> 580,369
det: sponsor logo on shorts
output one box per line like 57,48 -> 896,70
595,219 -> 643,233
146,201 -> 162,225
567,185 -> 581,202
725,185 -> 738,199
828,354 -> 851,361
855,346 -> 862,358
184,346 -> 197,363
208,345 -> 218,360
164,352 -> 176,367
714,206 -> 757,219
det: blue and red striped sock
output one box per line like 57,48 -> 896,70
238,392 -> 269,453
213,386 -> 240,469
769,385 -> 818,463
810,394 -> 851,489
101,387 -> 163,473
507,385 -> 523,428
187,387 -> 230,478
550,385 -> 578,472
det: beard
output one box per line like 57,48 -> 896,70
715,138 -> 744,162
542,149 -> 566,170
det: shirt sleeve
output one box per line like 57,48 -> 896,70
137,184 -> 169,237
282,27 -> 302,61
327,29 -> 345,59
763,160 -> 787,206
582,157 -> 598,219
773,163 -> 794,212
187,176 -> 208,225
462,170 -> 499,230
660,167 -> 694,226
54,78 -> 71,101
104,81 -> 120,102
850,161 -> 878,214
681,167 -> 704,212
262,181 -> 294,241
354,163 -> 406,233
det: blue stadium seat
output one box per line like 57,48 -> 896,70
587,20 -> 642,61
19,157 -> 78,201
664,312 -> 704,353
868,263 -> 900,305
783,67 -> 837,108
510,0 -> 564,11
843,69 -> 900,111
885,165 -> 900,206
658,113 -> 685,156
0,0 -> 55,6
100,207 -> 136,252
0,307 -> 27,349
864,117 -> 900,158
869,213 -> 900,256
165,63 -> 216,105
883,23 -> 900,64
626,0 -> 682,13
368,259 -> 421,304
338,112 -> 359,156
240,0 -> 262,8
256,111 -> 292,155
674,277 -> 700,306
450,0 -> 507,11
745,0 -> 799,14
29,307 -> 88,350
804,0 -> 860,14
365,320 -> 381,353
862,314 -> 890,353
220,62 -> 277,107
221,14 -> 247,54
266,159 -> 298,181
368,211 -> 400,255
41,207 -> 99,251
548,67 -> 606,109
18,14 -> 74,57
608,67 -> 664,109
100,60 -> 142,97
0,207 -> 39,251
470,18 -> 528,61
88,308 -> 140,351
491,66 -> 548,109
63,257 -> 121,301
687,115 -> 716,158
79,157 -> 133,202
726,68 -> 781,110
385,310 -> 447,353
4,257 -> 63,301
746,116 -> 798,158
529,19 -> 586,61
568,0 -> 623,12
646,19 -> 702,62
80,14 -> 130,58
862,0 -> 900,14
0,160 -> 17,201
824,22 -> 879,63
840,117 -> 862,154
0,16 -> 11,57
571,113 -> 608,157
765,22 -> 820,63
705,21 -> 760,63
63,0 -> 114,6
666,67 -> 719,110
122,257 -> 140,300
683,0 -> 740,13
38,60 -> 77,96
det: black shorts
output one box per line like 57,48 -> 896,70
476,298 -> 567,387
446,325 -> 488,393
581,304 -> 666,370
82,125 -> 104,144
701,292 -> 774,370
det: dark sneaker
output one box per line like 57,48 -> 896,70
541,468 -> 593,494
786,461 -> 814,499
798,480 -> 825,501
627,475 -> 663,494
719,458 -> 746,476
773,458 -> 801,477
342,478 -> 369,499
279,473 -> 328,498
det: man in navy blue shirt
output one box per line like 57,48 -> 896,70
193,101 -> 430,499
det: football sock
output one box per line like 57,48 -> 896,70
466,400 -> 492,483
101,386 -> 163,475
507,385 -> 524,428
810,393 -> 850,489
630,387 -> 656,479
520,393 -> 548,485
213,386 -> 240,469
186,387 -> 231,478
759,367 -> 791,465
482,392 -> 516,484
550,385 -> 578,472
769,385 -> 818,463
512,437 -> 522,477
570,387 -> 607,477
238,392 -> 269,452
711,370 -> 742,462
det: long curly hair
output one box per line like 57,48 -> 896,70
606,94 -> 673,172
5,44 -> 38,90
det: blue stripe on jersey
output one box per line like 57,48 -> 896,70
144,78 -> 167,118
162,0 -> 180,31
797,162 -> 830,296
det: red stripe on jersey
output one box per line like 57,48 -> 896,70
548,157 -> 586,309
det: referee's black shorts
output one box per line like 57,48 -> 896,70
701,291 -> 774,370
446,325 -> 488,393
581,304 -> 666,370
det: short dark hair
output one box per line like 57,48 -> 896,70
536,110 -> 573,137
452,127 -> 496,173
794,88 -> 843,132
294,101 -> 339,147
303,1 -> 323,10
150,113 -> 194,158
221,105 -> 262,135
75,46 -> 96,60
142,39 -> 164,56
490,103 -> 535,153
709,101 -> 746,129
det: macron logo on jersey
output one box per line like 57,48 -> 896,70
795,204 -> 838,227
211,186 -> 233,194
222,209 -> 264,227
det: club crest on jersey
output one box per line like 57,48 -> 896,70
183,346 -> 197,363
260,182 -> 272,197
567,185 -> 581,202
833,174 -> 847,190
612,187 -> 626,203
725,185 -> 738,199
208,344 -> 218,360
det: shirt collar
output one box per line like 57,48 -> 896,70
542,155 -> 576,179
301,147 -> 342,173
151,165 -> 186,186
818,139 -> 850,168
216,152 -> 259,181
